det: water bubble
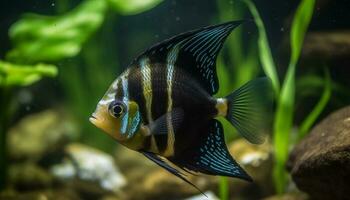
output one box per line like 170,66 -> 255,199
51,2 -> 55,7
18,89 -> 32,104
25,105 -> 31,112
280,27 -> 285,32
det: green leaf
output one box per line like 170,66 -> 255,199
290,0 -> 316,64
108,0 -> 163,15
243,0 -> 280,95
273,0 -> 315,193
273,63 -> 295,194
298,67 -> 331,141
7,0 -> 107,63
0,61 -> 57,86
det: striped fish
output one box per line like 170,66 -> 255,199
90,20 -> 273,192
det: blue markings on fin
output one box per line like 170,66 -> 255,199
171,119 -> 252,181
132,21 -> 244,95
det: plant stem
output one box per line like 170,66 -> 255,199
219,176 -> 229,200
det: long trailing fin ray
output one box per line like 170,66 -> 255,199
170,119 -> 252,181
225,77 -> 273,144
141,151 -> 207,196
132,20 -> 244,95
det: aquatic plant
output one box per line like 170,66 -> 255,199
7,0 -> 163,63
297,67 -> 331,142
245,0 -> 319,193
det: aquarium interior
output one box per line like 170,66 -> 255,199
1,0 -> 350,199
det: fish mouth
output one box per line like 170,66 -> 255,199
89,113 -> 102,126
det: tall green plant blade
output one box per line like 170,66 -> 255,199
273,0 -> 315,193
298,67 -> 331,141
290,0 -> 315,63
273,64 -> 295,193
243,0 -> 280,95
219,176 -> 229,200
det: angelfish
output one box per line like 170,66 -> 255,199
90,20 -> 273,191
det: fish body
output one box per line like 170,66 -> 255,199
90,20 -> 273,190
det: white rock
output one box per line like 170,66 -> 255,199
51,143 -> 126,193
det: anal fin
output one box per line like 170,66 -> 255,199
171,119 -> 252,181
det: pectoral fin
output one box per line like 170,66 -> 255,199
148,108 -> 184,135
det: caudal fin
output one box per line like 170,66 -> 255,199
225,77 -> 273,144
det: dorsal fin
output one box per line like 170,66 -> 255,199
132,21 -> 244,95
170,119 -> 252,181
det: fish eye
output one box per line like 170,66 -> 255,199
108,101 -> 126,118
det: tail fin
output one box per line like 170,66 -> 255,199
225,77 -> 273,144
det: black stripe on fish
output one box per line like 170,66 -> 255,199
138,58 -> 153,125
150,65 -> 169,153
127,66 -> 148,124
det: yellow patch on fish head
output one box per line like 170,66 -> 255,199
90,99 -> 142,142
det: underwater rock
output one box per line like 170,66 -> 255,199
51,143 -> 126,196
113,145 -> 158,183
302,31 -> 350,60
0,188 -> 81,200
7,109 -> 78,161
287,106 -> 350,200
263,192 -> 308,200
131,169 -> 209,200
8,162 -> 54,190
